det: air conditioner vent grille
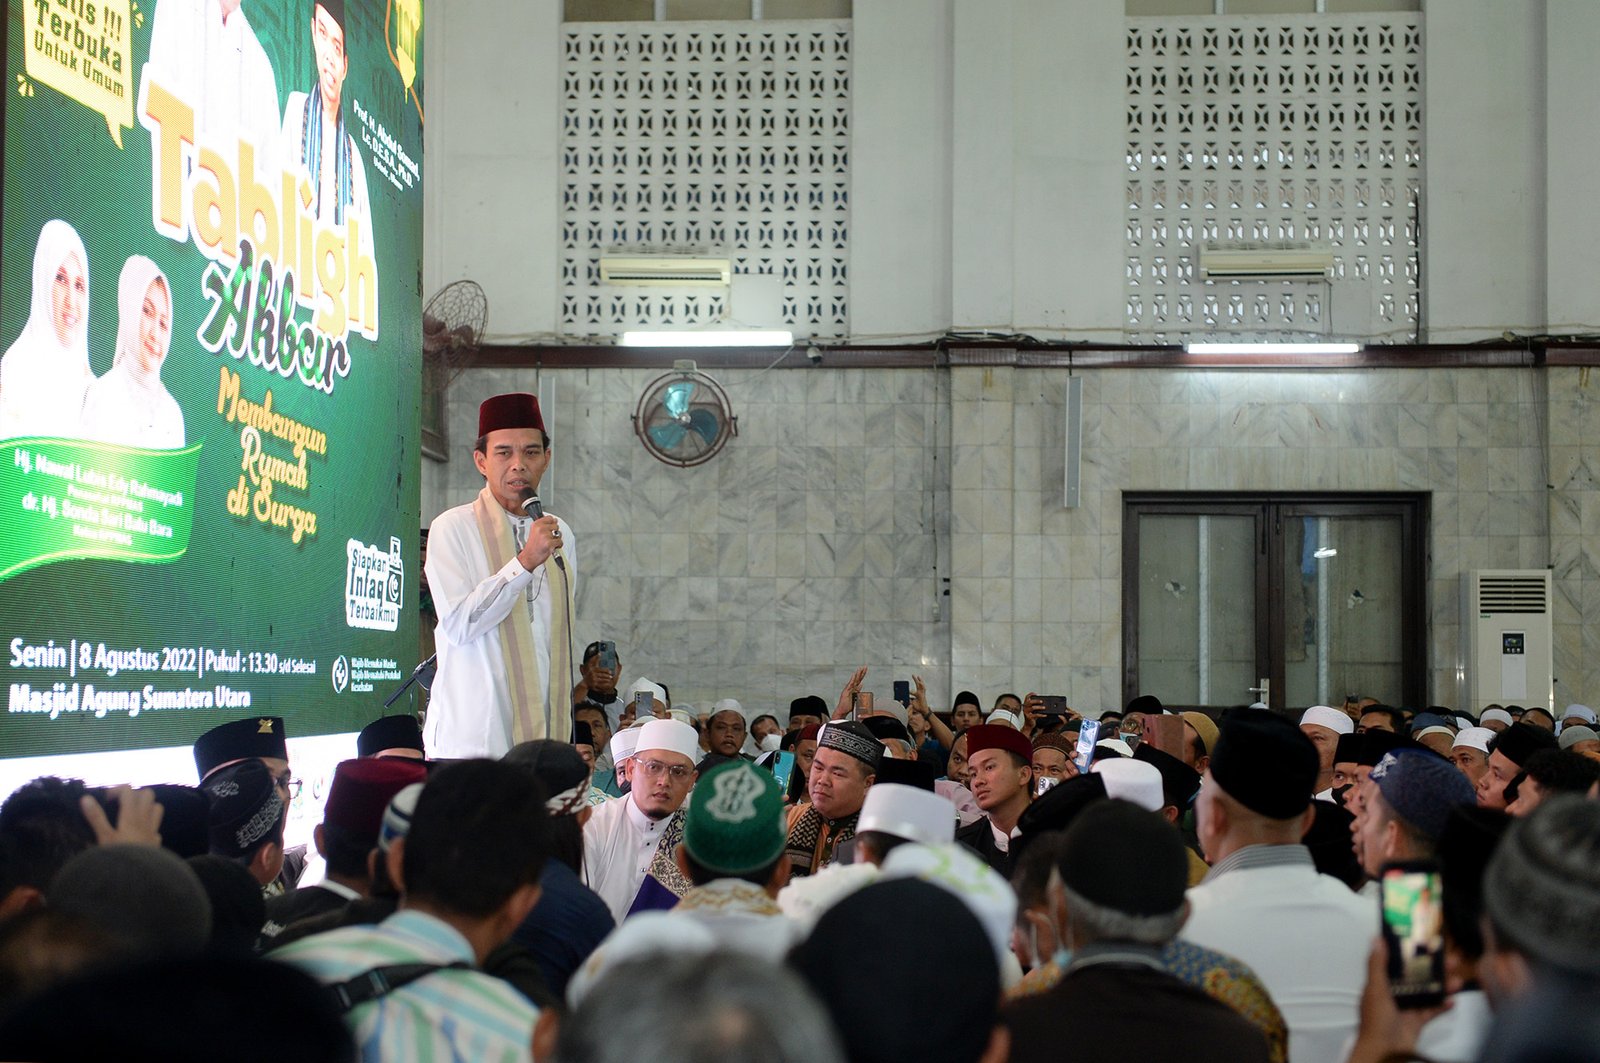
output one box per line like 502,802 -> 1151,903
1478,576 -> 1549,614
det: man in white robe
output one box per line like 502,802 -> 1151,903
583,719 -> 700,923
424,393 -> 574,758
144,0 -> 280,174
278,0 -> 375,293
1182,713 -> 1375,1063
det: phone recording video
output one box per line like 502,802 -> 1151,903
1380,862 -> 1446,1008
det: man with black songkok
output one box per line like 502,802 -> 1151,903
1181,713 -> 1374,1063
1342,728 -> 1406,819
194,717 -> 306,892
356,715 -> 425,760
783,721 -> 879,877
1006,801 -> 1272,1063
203,759 -> 289,892
194,715 -> 294,796
1329,731 -> 1363,808
1476,721 -> 1559,811
786,695 -> 827,734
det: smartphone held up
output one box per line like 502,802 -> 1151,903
1379,861 -> 1447,1008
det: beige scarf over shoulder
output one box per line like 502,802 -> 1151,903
471,487 -> 574,743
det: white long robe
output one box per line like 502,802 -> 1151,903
423,502 -> 576,759
1182,844 -> 1376,1063
144,0 -> 280,173
582,794 -> 673,924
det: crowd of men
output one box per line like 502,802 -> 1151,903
1,668 -> 1598,1063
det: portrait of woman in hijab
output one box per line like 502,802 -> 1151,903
80,256 -> 185,449
0,219 -> 93,440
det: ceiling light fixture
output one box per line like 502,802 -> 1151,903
1185,342 -> 1361,356
621,329 -> 794,348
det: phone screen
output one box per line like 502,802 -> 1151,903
1380,863 -> 1446,1008
1075,720 -> 1101,773
770,750 -> 796,792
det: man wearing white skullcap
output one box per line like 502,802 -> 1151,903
1299,706 -> 1354,797
602,726 -> 644,797
1559,703 -> 1598,733
705,699 -> 751,760
583,719 -> 701,921
1091,759 -> 1165,813
1479,708 -> 1513,734
855,783 -> 957,862
986,708 -> 1024,730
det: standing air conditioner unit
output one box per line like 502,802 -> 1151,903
1463,570 -> 1554,714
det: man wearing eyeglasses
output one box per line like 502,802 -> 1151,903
583,718 -> 702,922
193,715 -> 308,894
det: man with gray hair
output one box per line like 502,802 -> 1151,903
1005,800 -> 1270,1063
555,952 -> 844,1063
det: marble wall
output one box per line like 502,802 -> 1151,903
427,365 -> 952,715
951,365 -> 1551,711
424,362 -> 1583,715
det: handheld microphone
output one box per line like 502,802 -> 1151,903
517,487 -> 565,569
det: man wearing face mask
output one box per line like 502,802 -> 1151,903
1328,732 -> 1363,808
1121,694 -> 1163,749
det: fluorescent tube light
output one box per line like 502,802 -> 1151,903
621,330 -> 794,348
1184,342 -> 1361,356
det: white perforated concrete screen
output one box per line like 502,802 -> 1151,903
560,22 -> 851,339
1124,15 -> 1422,343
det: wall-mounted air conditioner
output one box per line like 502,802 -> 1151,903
600,249 -> 731,286
1199,242 -> 1335,278
1463,570 -> 1554,713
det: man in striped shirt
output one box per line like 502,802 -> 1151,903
275,760 -> 551,1063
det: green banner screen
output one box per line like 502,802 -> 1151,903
2,0 -> 424,758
